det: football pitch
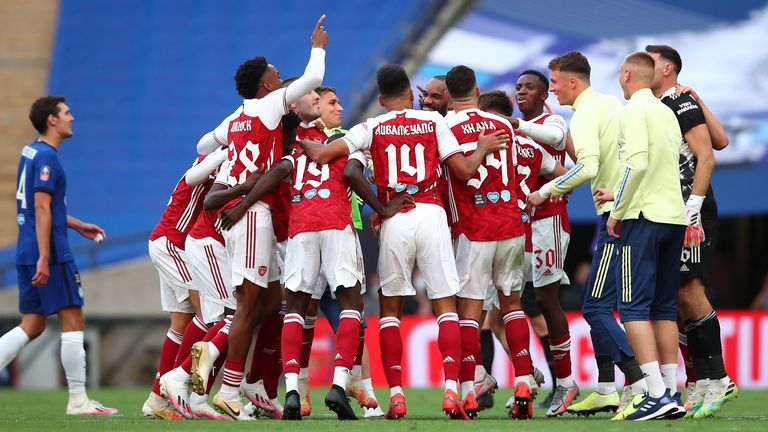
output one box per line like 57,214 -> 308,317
0,388 -> 766,431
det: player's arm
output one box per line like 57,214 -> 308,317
343,158 -> 414,218
676,86 -> 729,150
284,16 -> 328,105
66,215 -> 106,242
565,133 -> 577,162
196,131 -> 221,155
185,148 -> 227,186
516,116 -> 567,150
32,192 -> 52,287
218,160 -> 293,230
609,105 -> 648,224
300,138 -> 350,165
203,166 -> 264,211
686,124 -> 715,197
444,128 -> 509,181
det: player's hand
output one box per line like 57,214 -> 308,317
314,118 -> 326,131
311,15 -> 328,49
593,188 -> 615,207
368,212 -> 381,238
684,194 -> 706,248
526,190 -> 547,209
417,85 -> 428,107
477,128 -> 509,153
219,203 -> 247,231
381,193 -> 415,219
32,257 -> 50,288
76,222 -> 106,242
544,100 -> 554,114
675,84 -> 699,102
606,216 -> 620,239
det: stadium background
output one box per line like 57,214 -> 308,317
0,0 -> 766,392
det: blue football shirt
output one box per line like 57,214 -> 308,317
16,142 -> 73,265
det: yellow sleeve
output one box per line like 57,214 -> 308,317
611,106 -> 648,220
545,110 -> 599,196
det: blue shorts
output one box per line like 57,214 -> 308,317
17,261 -> 84,315
616,214 -> 685,322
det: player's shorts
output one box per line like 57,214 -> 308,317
582,215 -> 620,316
456,234 -> 525,303
275,240 -> 287,284
313,235 -> 367,300
148,237 -> 194,313
17,261 -> 84,315
185,236 -> 235,323
679,217 -> 718,287
284,225 -> 363,298
223,202 -> 280,289
531,215 -> 570,288
378,203 -> 459,300
617,214 -> 686,322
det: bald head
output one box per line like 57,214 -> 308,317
619,51 -> 655,99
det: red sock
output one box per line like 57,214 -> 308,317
206,344 -> 228,394
221,359 -> 245,388
207,316 -> 232,356
503,310 -> 533,377
247,313 -> 283,384
174,316 -> 210,368
459,319 -> 479,385
437,312 -> 461,383
180,318 -> 227,373
300,315 -> 316,370
379,317 -> 403,388
354,327 -> 365,367
152,328 -> 183,396
679,332 -> 696,384
282,313 -> 304,375
549,333 -> 573,379
335,310 -> 362,369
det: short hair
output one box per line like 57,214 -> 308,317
234,56 -> 269,99
445,65 -> 477,99
376,64 -> 411,99
478,90 -> 513,117
624,52 -> 656,70
519,69 -> 549,89
432,75 -> 446,81
548,51 -> 591,80
315,86 -> 337,97
645,44 -> 682,75
29,96 -> 66,134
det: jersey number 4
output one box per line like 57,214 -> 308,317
16,165 -> 27,209
468,152 -> 509,189
384,143 -> 425,187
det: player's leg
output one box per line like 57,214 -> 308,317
379,293 -> 406,419
0,265 -> 47,370
296,297 -> 319,416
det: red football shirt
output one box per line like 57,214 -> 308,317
150,155 -> 210,249
515,132 -> 557,252
527,113 -> 569,229
446,109 -> 524,242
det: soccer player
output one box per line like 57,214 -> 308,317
442,66 -> 532,419
601,51 -> 688,420
418,75 -> 451,116
184,17 -> 329,420
646,44 -> 737,418
527,51 -> 645,418
0,96 -> 118,415
299,64 -> 509,420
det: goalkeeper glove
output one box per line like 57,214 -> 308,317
684,194 -> 705,248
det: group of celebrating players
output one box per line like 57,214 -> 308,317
139,15 -> 737,421
1,13 -> 736,422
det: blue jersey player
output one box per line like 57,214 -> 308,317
0,96 -> 117,416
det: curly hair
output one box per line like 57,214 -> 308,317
234,56 -> 269,99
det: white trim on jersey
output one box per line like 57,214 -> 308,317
175,183 -> 205,233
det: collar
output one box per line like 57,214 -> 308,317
572,86 -> 595,112
631,88 -> 656,101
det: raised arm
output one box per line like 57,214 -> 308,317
676,86 -> 729,150
516,116 -> 567,150
284,15 -> 328,105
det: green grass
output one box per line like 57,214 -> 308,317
0,388 -> 766,431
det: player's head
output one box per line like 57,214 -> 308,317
619,52 -> 656,100
516,70 -> 549,117
445,65 -> 479,104
234,56 -> 282,99
420,75 -> 450,116
316,86 -> 343,129
281,111 -> 301,156
645,44 -> 682,93
376,64 -> 413,109
29,95 -> 73,138
478,90 -> 513,117
548,51 -> 591,106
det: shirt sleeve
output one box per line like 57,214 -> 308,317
348,150 -> 367,166
210,106 -> 243,150
33,153 -> 60,194
284,48 -> 326,105
517,115 -> 567,150
186,147 -> 227,186
611,105 -> 649,220
435,116 -> 462,161
343,121 -> 373,152
544,110 -> 599,196
668,94 -> 706,135
213,158 -> 232,186
539,148 -> 557,176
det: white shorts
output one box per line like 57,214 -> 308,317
531,215 -> 571,288
223,202 -> 280,288
455,234 -> 525,300
486,250 -> 533,311
379,203 -> 459,300
312,234 -> 367,300
276,240 -> 287,284
185,236 -> 235,323
148,237 -> 194,313
284,225 -> 363,298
